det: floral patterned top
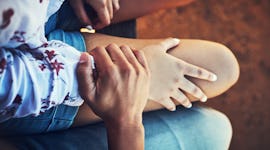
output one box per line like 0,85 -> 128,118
0,0 -> 83,122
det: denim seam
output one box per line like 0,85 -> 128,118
45,105 -> 59,132
156,113 -> 183,150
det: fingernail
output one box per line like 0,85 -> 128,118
172,38 -> 180,43
211,74 -> 218,81
85,25 -> 93,30
79,53 -> 89,64
186,103 -> 192,108
90,55 -> 95,69
170,107 -> 176,111
201,96 -> 208,102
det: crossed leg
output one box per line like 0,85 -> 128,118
72,33 -> 239,126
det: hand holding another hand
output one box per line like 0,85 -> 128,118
77,44 -> 150,126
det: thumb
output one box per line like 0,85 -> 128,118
160,38 -> 180,52
77,52 -> 96,102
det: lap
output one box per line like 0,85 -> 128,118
3,106 -> 232,150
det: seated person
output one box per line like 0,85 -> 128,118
0,0 -> 239,149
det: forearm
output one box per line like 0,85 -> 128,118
106,122 -> 144,150
112,0 -> 195,23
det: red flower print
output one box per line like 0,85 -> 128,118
13,95 -> 22,104
45,50 -> 56,60
0,58 -> 7,74
10,31 -> 26,43
39,64 -> 46,71
51,59 -> 64,76
0,8 -> 14,29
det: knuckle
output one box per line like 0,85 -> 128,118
107,43 -> 117,49
120,45 -> 129,50
197,69 -> 203,76
121,65 -> 135,76
192,87 -> 199,95
103,19 -> 111,26
114,4 -> 120,10
94,46 -> 104,52
106,65 -> 117,76
99,0 -> 107,8
136,50 -> 144,56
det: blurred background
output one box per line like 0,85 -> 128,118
136,0 -> 269,149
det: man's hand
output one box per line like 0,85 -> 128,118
69,0 -> 120,29
77,44 -> 150,150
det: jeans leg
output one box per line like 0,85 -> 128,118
5,106 -> 232,150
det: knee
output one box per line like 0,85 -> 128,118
194,40 -> 240,97
212,42 -> 240,89
195,107 -> 233,149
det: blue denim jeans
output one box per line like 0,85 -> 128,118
1,2 -> 233,150
4,106 -> 232,150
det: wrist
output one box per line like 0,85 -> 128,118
105,114 -> 143,129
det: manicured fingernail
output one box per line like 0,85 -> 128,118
172,38 -> 180,43
201,96 -> 208,102
86,25 -> 93,30
170,107 -> 176,111
186,103 -> 192,108
211,74 -> 218,81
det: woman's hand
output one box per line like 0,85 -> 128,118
69,0 -> 120,29
77,44 -> 150,125
142,38 -> 217,111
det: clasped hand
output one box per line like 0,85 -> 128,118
77,44 -> 150,125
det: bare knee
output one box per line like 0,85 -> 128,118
169,39 -> 240,98
205,41 -> 240,97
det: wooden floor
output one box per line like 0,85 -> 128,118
137,0 -> 270,149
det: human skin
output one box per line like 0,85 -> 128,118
111,0 -> 195,24
69,0 -> 195,29
72,33 -> 240,127
77,45 -> 150,150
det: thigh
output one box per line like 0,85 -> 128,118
0,104 -> 78,136
4,106 -> 232,150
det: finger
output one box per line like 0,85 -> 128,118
106,44 -> 129,66
171,90 -> 192,108
107,0 -> 113,19
87,0 -> 111,28
156,98 -> 176,111
77,53 -> 95,102
90,46 -> 113,70
71,0 -> 92,25
120,45 -> 141,70
179,78 -> 208,102
133,50 -> 150,74
184,63 -> 217,81
112,0 -> 120,11
89,1 -> 111,29
159,38 -> 180,52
